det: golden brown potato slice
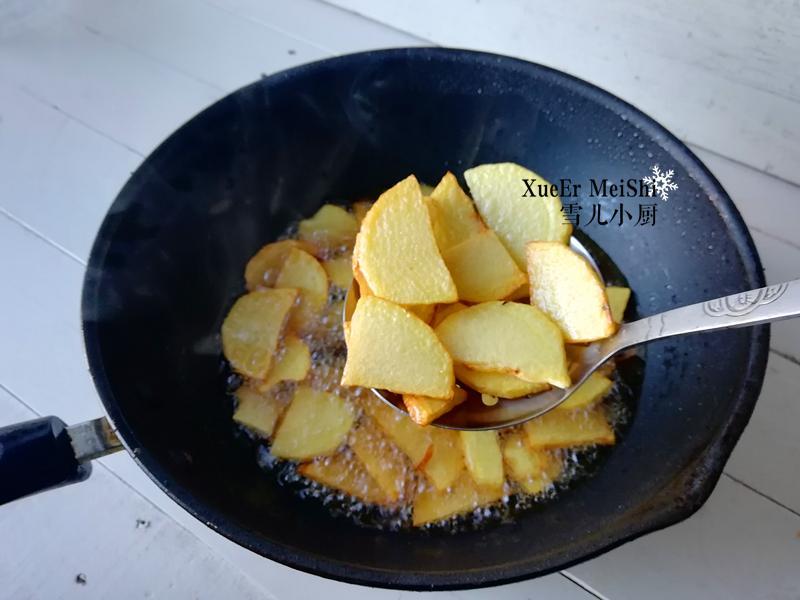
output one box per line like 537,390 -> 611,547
606,286 -> 631,323
403,386 -> 467,426
298,204 -> 359,255
435,301 -> 570,388
222,288 -> 298,379
275,247 -> 328,333
352,201 -> 372,225
354,175 -> 457,304
360,396 -> 432,468
412,474 -> 504,526
443,229 -> 527,302
349,419 -> 409,502
464,163 -> 571,267
232,386 -> 289,438
523,407 -> 615,449
342,320 -> 351,347
342,296 -> 454,399
422,428 -> 465,490
419,182 -> 436,196
527,242 -> 615,342
431,302 -> 467,328
404,303 -> 436,324
505,282 -> 530,301
352,258 -> 373,297
502,431 -> 562,494
454,364 -> 549,399
257,335 -> 311,392
270,386 -> 355,460
459,430 -> 504,489
427,172 -> 485,252
557,372 -> 613,411
244,239 -> 314,290
299,453 -> 390,505
322,255 -> 353,289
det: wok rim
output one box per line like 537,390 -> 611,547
81,47 -> 769,590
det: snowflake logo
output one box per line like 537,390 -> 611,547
642,164 -> 678,201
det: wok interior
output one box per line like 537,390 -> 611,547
83,50 -> 766,587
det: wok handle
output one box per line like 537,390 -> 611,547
0,416 -> 122,505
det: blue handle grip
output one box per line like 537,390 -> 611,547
0,416 -> 91,504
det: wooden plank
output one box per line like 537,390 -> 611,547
570,475 -> 800,599
0,389 -> 265,600
326,0 -> 800,186
206,0 -> 424,53
0,83 -> 141,262
66,0 -> 329,91
0,215 -> 100,425
726,352 -> 800,514
750,232 -> 800,362
0,11 -> 221,156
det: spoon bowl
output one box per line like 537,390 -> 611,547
344,251 -> 800,430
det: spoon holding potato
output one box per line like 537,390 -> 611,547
346,275 -> 800,430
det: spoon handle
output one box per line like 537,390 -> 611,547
612,278 -> 800,351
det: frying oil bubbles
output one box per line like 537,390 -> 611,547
235,220 -> 633,532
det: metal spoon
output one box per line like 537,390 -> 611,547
344,244 -> 800,430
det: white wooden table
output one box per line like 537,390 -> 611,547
1,1 -> 798,598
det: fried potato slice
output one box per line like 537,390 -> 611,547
270,386 -> 355,460
352,201 -> 372,225
505,282 -> 530,301
464,163 -> 571,267
349,418 -> 409,502
360,396 -> 432,468
232,386 -> 289,438
527,242 -> 615,342
222,288 -> 298,379
412,474 -> 504,526
354,175 -> 457,304
275,247 -> 328,333
299,453 -> 390,505
244,239 -> 314,290
404,303 -> 436,324
435,301 -> 570,388
423,428 -> 465,490
443,229 -> 527,302
342,320 -> 351,346
257,335 -> 311,392
502,431 -> 562,494
454,364 -> 549,399
523,407 -> 615,449
358,402 -> 464,490
431,302 -> 467,328
460,430 -> 504,489
403,386 -> 467,426
557,372 -> 613,411
352,258 -> 373,296
342,296 -> 454,399
298,204 -> 359,255
427,172 -> 486,252
606,286 -> 631,323
419,182 -> 436,196
322,255 -> 353,289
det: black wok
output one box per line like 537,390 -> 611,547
0,48 -> 768,590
